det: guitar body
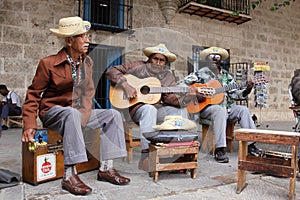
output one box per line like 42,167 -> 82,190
109,74 -> 162,109
186,80 -> 225,113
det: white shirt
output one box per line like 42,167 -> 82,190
2,91 -> 21,107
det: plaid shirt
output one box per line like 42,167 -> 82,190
183,67 -> 246,110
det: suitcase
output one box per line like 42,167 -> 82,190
263,150 -> 300,177
22,128 -> 100,185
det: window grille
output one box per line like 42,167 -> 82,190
84,0 -> 133,32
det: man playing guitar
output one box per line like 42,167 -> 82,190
106,43 -> 194,171
183,47 -> 261,163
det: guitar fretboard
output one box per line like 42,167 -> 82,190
215,82 -> 247,94
149,87 -> 190,94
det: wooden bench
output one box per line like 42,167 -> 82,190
235,128 -> 300,200
148,141 -> 200,182
200,118 -> 235,153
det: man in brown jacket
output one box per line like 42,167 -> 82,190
106,43 -> 196,171
21,16 -> 130,195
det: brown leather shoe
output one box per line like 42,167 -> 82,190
97,168 -> 130,185
61,174 -> 92,195
138,158 -> 149,172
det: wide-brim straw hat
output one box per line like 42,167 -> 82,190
50,16 -> 91,37
200,46 -> 229,60
143,43 -> 177,63
152,115 -> 197,130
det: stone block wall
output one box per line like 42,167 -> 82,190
1,0 -> 300,121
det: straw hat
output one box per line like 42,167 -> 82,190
143,43 -> 176,63
200,47 -> 229,60
152,116 -> 197,130
50,16 -> 91,37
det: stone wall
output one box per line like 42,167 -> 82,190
1,0 -> 300,121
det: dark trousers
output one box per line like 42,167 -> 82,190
0,104 -> 22,119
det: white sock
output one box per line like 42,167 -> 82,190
99,160 -> 113,171
64,165 -> 77,180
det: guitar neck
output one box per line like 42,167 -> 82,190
149,87 -> 190,94
215,81 -> 247,94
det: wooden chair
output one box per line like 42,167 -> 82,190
121,110 -> 141,163
199,118 -> 235,153
123,121 -> 141,163
122,112 -> 164,163
8,115 -> 23,128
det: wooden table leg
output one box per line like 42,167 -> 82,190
190,168 -> 197,179
236,141 -> 248,194
289,145 -> 298,200
153,171 -> 159,183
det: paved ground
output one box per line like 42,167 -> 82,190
0,120 -> 300,200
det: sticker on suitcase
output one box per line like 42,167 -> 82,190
37,153 -> 56,181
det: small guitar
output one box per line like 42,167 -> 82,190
186,76 -> 268,113
109,74 -> 215,109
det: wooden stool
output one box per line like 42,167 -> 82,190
148,141 -> 200,182
235,128 -> 300,200
200,118 -> 235,153
124,121 -> 140,163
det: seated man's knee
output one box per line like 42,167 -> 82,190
65,107 -> 82,118
239,106 -> 251,115
211,105 -> 227,115
142,104 -> 157,115
109,109 -> 122,119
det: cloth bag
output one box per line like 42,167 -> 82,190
0,168 -> 21,189
143,130 -> 198,144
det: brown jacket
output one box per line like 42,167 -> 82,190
22,48 -> 95,130
106,61 -> 185,117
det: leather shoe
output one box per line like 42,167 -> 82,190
61,174 -> 92,195
97,168 -> 130,185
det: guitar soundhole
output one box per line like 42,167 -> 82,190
140,86 -> 150,95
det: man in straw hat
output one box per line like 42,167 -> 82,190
21,16 -> 130,195
183,46 -> 260,163
106,43 -> 194,171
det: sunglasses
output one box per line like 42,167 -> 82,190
209,54 -> 221,60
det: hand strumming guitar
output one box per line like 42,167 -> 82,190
183,86 -> 206,105
196,92 -> 206,102
190,86 -> 206,103
120,81 -> 137,99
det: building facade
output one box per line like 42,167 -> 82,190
1,0 -> 300,121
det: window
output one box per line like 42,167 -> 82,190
84,0 -> 133,32
88,44 -> 124,108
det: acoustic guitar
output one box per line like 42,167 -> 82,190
109,74 -> 195,109
186,80 -> 244,113
186,75 -> 268,113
